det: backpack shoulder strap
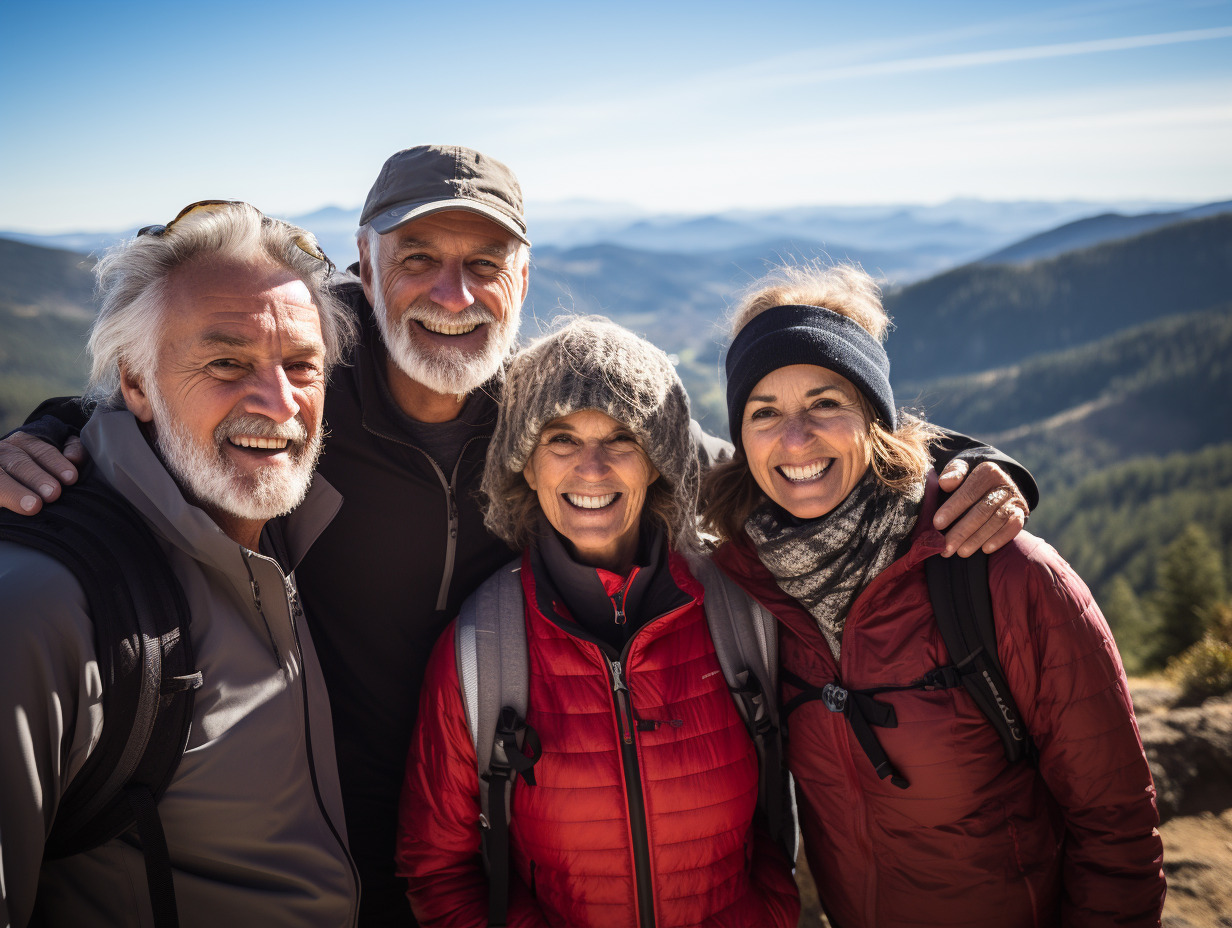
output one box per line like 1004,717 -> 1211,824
925,550 -> 1034,764
0,468 -> 199,928
455,556 -> 539,928
688,555 -> 797,862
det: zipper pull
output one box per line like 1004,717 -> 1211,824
609,657 -> 627,694
613,602 -> 626,625
447,488 -> 459,539
286,579 -> 304,620
608,657 -> 634,745
249,578 -> 262,612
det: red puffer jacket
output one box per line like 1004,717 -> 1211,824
396,548 -> 800,928
714,475 -> 1165,928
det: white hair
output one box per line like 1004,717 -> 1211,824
87,203 -> 357,409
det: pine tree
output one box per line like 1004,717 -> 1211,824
1101,576 -> 1157,675
1149,524 -> 1228,666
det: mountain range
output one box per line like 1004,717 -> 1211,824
2,199 -> 1230,622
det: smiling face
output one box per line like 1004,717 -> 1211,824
360,210 -> 529,403
740,363 -> 873,520
119,257 -> 327,549
522,409 -> 660,573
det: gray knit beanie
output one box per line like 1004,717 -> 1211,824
482,315 -> 701,552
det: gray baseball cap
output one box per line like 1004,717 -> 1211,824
359,145 -> 530,245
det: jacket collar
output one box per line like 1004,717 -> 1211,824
82,408 -> 342,574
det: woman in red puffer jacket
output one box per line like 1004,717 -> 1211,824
703,264 -> 1165,928
396,317 -> 799,928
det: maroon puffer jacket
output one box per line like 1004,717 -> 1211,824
396,548 -> 800,928
714,474 -> 1165,928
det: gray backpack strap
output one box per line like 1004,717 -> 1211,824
455,557 -> 539,927
689,554 -> 797,862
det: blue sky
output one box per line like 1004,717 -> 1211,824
1,0 -> 1229,232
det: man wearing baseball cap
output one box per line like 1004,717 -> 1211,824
0,145 -> 1036,926
305,146 -> 537,925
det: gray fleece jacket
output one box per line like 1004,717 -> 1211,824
0,409 -> 359,927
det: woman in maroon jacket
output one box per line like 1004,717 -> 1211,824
702,265 -> 1165,928
396,317 -> 800,928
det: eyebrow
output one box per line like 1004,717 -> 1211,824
198,332 -> 253,349
394,238 -> 513,259
197,332 -> 323,356
747,385 -> 845,403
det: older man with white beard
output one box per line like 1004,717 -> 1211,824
0,202 -> 361,927
0,147 -> 1037,927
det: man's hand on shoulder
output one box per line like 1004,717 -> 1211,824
933,459 -> 1029,557
0,432 -> 84,514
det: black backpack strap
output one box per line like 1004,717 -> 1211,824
0,469 -> 198,928
456,558 -> 541,927
925,550 -> 1034,764
781,669 -> 909,789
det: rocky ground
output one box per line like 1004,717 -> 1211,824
793,681 -> 1232,927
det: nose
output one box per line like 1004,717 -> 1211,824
575,442 -> 612,479
429,259 -> 475,313
243,365 -> 301,423
779,411 -> 814,451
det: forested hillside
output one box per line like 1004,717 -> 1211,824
0,239 -> 95,428
886,213 -> 1232,382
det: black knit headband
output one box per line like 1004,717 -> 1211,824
725,304 -> 896,453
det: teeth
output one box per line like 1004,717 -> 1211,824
565,493 -> 617,510
780,460 -> 830,482
233,436 -> 290,450
421,319 -> 480,336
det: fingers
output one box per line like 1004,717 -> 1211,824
63,435 -> 87,465
935,457 -> 968,495
934,461 -> 1029,557
0,433 -> 75,515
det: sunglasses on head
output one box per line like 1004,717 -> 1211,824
138,199 -> 334,274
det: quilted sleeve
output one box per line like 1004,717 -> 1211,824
998,537 -> 1165,927
395,621 -> 549,928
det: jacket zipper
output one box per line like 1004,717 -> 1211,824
242,555 -> 284,669
427,438 -> 486,612
610,567 -> 640,626
360,420 -> 487,614
606,651 -> 656,928
285,579 -> 363,925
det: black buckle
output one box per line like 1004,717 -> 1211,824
821,683 -> 848,713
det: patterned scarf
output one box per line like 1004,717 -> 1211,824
744,471 -> 924,662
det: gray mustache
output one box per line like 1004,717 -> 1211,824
216,414 -> 309,445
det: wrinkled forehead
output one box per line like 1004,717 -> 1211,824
379,209 -> 525,255
160,257 -> 324,347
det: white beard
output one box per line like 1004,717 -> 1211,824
371,283 -> 520,396
149,391 -> 322,523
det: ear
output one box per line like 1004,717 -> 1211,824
517,252 -> 530,304
119,363 -> 155,423
357,233 -> 377,306
522,457 -> 538,492
647,462 -> 661,486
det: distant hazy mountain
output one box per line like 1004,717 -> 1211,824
979,201 -> 1232,266
3,197 -> 1196,287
